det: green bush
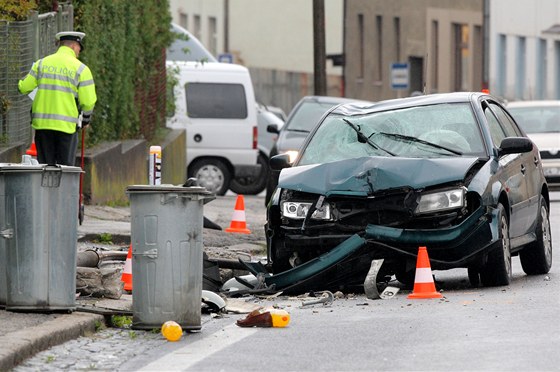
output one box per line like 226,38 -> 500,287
0,0 -> 36,21
73,0 -> 173,144
0,0 -> 172,145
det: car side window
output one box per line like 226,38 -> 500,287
489,103 -> 522,137
484,104 -> 506,147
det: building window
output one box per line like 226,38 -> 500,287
394,17 -> 401,62
516,37 -> 526,99
537,38 -> 547,100
358,13 -> 364,80
453,24 -> 469,91
497,34 -> 507,96
179,12 -> 188,29
193,15 -> 201,40
375,15 -> 383,81
208,17 -> 217,56
431,20 -> 439,92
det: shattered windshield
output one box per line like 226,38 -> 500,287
298,102 -> 485,166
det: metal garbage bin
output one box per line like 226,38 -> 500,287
0,164 -> 82,311
126,185 -> 215,330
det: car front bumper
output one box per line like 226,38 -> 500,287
363,205 -> 500,269
273,205 -> 501,270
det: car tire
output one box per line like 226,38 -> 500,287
519,197 -> 552,275
480,203 -> 512,287
467,267 -> 481,288
189,159 -> 231,196
395,267 -> 415,288
229,152 -> 269,195
270,237 -> 292,274
265,169 -> 280,206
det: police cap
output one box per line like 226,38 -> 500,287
56,31 -> 86,51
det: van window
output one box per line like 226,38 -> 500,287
186,83 -> 248,119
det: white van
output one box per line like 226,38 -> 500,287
166,60 -> 259,195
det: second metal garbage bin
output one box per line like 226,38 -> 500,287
126,185 -> 214,330
1,164 -> 82,311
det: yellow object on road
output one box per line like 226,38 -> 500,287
161,321 -> 183,342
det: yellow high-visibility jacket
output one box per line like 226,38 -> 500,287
18,46 -> 97,134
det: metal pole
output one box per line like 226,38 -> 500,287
313,0 -> 327,96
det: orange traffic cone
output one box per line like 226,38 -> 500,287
26,142 -> 37,157
408,246 -> 443,299
121,244 -> 133,292
225,195 -> 251,234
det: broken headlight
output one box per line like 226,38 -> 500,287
415,187 -> 465,214
281,201 -> 332,220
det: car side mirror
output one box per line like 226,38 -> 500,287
270,153 -> 291,171
498,137 -> 533,156
267,124 -> 279,134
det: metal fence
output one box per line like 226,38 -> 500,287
0,4 -> 73,147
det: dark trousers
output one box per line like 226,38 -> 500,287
35,129 -> 77,166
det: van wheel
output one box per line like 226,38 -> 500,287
229,152 -> 269,195
189,159 -> 231,195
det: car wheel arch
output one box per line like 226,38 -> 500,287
188,156 -> 235,176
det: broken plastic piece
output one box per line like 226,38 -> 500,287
236,308 -> 290,328
201,290 -> 226,312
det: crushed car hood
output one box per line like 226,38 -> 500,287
278,156 -> 480,196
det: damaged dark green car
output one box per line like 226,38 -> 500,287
265,92 -> 552,290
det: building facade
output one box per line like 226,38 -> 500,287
168,0 -> 345,112
344,0 -> 484,102
489,0 -> 560,101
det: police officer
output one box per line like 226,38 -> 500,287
18,31 -> 97,166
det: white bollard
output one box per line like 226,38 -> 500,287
148,145 -> 162,185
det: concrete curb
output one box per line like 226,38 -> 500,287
0,311 -> 104,371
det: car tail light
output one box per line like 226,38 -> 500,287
253,126 -> 258,149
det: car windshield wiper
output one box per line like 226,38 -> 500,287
342,119 -> 395,156
372,132 -> 463,156
287,128 -> 310,133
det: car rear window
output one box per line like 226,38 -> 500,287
186,83 -> 248,119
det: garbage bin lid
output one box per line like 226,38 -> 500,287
126,184 -> 214,196
0,164 -> 82,173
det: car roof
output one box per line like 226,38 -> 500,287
331,92 -> 486,116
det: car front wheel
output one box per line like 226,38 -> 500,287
189,159 -> 231,196
520,197 -> 552,275
481,203 -> 512,287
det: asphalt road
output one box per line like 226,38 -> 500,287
14,193 -> 560,371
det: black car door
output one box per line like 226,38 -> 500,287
483,101 -> 532,238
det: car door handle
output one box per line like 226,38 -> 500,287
521,164 -> 526,174
534,157 -> 539,166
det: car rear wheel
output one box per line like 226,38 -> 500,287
189,159 -> 231,196
229,152 -> 269,195
520,197 -> 552,275
480,203 -> 512,287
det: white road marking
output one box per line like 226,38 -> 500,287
139,324 -> 256,371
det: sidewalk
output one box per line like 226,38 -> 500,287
0,195 -> 266,370
0,206 -> 133,371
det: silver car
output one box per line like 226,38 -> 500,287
507,100 -> 560,188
